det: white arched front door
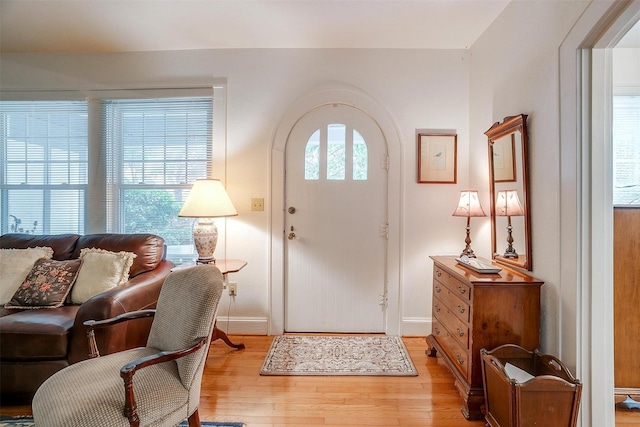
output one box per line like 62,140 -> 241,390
284,104 -> 388,332
269,85 -> 402,336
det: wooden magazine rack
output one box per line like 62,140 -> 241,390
481,344 -> 582,427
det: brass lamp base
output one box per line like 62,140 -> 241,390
460,248 -> 477,258
503,218 -> 518,258
502,249 -> 519,259
460,220 -> 477,258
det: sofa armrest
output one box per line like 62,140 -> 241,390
68,259 -> 174,364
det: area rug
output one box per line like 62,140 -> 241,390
0,416 -> 243,427
260,335 -> 418,376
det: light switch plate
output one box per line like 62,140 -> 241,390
251,198 -> 264,211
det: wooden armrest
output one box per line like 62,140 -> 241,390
83,309 -> 156,330
119,337 -> 209,426
120,336 -> 208,375
84,310 -> 156,359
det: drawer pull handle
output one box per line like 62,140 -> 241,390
435,285 -> 442,293
457,304 -> 466,314
434,327 -> 441,335
456,327 -> 465,337
456,354 -> 464,365
458,285 -> 466,295
434,304 -> 440,313
436,271 -> 441,278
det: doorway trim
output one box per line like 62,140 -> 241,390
268,83 -> 403,335
560,1 -> 640,425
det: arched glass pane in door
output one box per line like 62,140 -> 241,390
304,130 -> 320,180
304,125 -> 368,181
327,124 -> 346,180
353,129 -> 368,180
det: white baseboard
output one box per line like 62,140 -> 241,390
615,387 -> 640,396
216,316 -> 432,337
215,316 -> 269,335
401,317 -> 432,336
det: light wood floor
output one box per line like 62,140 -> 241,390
2,335 -> 639,426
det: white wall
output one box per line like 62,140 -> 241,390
0,48 -> 471,335
469,0 -> 590,357
470,2 -> 637,425
614,47 -> 640,92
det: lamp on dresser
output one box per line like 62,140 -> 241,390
452,190 -> 486,258
495,189 -> 524,259
178,178 -> 237,264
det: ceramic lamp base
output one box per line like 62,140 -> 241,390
193,218 -> 218,263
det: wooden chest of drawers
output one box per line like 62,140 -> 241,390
426,256 -> 543,420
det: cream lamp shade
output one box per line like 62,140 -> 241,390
452,190 -> 487,218
179,179 -> 238,264
452,190 -> 486,258
495,189 -> 524,217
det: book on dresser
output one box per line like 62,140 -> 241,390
426,255 -> 543,420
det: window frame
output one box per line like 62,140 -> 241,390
1,95 -> 90,235
1,85 -> 227,263
612,93 -> 640,207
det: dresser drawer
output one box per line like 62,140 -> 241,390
434,265 -> 471,301
432,319 -> 470,380
433,296 -> 470,349
434,278 -> 471,323
428,256 -> 544,421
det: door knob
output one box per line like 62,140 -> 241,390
288,206 -> 296,214
288,226 -> 296,240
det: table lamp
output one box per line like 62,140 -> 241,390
495,189 -> 524,258
178,179 -> 238,264
452,190 -> 486,258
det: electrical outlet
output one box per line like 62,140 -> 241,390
251,198 -> 264,211
228,282 -> 237,296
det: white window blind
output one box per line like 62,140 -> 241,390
1,100 -> 88,234
613,95 -> 640,206
103,96 -> 213,262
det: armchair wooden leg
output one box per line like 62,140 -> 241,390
187,409 -> 201,427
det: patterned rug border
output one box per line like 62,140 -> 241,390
0,416 -> 244,427
260,335 -> 418,376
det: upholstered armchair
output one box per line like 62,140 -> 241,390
32,264 -> 224,427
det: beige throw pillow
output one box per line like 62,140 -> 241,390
70,248 -> 137,304
0,247 -> 54,305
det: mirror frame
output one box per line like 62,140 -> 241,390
485,114 -> 532,271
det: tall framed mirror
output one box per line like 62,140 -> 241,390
485,114 -> 532,271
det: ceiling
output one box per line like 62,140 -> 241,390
0,0 -> 512,53
0,1 -> 637,54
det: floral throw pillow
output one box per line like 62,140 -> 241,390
5,258 -> 83,309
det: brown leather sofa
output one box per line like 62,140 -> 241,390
0,233 -> 174,402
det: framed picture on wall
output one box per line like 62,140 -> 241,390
492,134 -> 516,182
417,133 -> 457,183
